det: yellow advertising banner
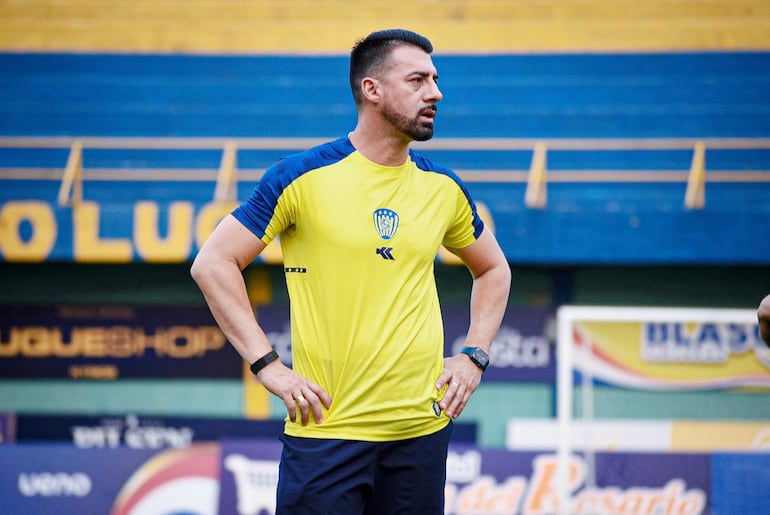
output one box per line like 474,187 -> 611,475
570,310 -> 770,389
670,421 -> 770,451
508,419 -> 770,452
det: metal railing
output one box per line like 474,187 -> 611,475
1,136 -> 769,210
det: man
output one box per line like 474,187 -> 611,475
758,294 -> 770,346
191,28 -> 510,513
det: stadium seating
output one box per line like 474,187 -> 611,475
2,50 -> 768,263
1,0 -> 769,264
1,0 -> 769,53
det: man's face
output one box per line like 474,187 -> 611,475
378,45 -> 443,142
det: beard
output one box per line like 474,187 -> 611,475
381,103 -> 437,142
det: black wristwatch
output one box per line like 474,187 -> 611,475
249,350 -> 279,376
460,346 -> 490,371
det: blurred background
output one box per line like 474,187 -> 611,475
1,1 -> 769,514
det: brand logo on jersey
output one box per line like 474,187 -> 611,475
376,247 -> 395,260
373,208 -> 399,240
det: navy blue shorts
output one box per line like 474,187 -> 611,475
276,422 -> 453,514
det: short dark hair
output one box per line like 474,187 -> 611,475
349,29 -> 434,106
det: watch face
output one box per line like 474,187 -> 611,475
473,348 -> 490,367
463,347 -> 489,370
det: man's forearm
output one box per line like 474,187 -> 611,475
466,263 -> 511,351
191,257 -> 272,364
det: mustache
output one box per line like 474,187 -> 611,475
419,105 -> 438,116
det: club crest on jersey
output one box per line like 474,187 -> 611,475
373,208 -> 399,240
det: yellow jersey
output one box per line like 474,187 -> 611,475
232,137 -> 483,441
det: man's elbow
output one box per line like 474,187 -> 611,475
189,251 -> 211,287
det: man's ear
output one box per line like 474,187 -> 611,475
361,77 -> 381,103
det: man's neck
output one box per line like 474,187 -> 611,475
348,125 -> 411,167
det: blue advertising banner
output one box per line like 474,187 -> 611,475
0,442 -> 222,515
0,304 -> 242,378
219,439 -> 283,515
12,413 -> 477,448
443,305 -> 554,383
0,183 -> 230,263
257,304 -> 555,383
14,414 -> 285,448
0,443 -> 160,515
0,302 -> 553,381
217,440 -> 716,515
1,441 -> 768,514
2,171 -> 769,265
0,189 -> 512,265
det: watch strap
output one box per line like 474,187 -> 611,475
249,350 -> 279,376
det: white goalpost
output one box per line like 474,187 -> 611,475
555,305 -> 760,515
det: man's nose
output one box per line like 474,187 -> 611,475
427,80 -> 442,102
